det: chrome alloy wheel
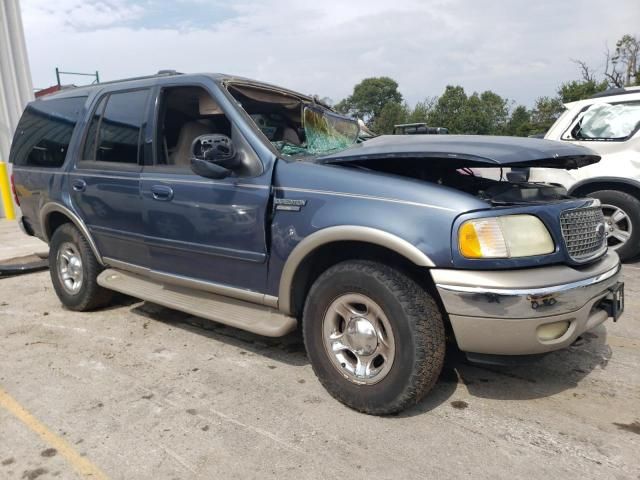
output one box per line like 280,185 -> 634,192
322,293 -> 396,385
57,242 -> 84,295
602,203 -> 633,250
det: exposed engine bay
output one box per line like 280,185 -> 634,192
344,158 -> 572,205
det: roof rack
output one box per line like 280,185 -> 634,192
590,86 -> 640,99
72,70 -> 184,89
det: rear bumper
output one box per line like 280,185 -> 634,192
18,216 -> 34,236
432,251 -> 622,355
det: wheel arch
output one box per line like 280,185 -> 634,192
569,177 -> 640,200
278,226 -> 436,316
40,203 -> 104,265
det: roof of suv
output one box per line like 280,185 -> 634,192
590,86 -> 640,99
38,71 -> 314,103
565,87 -> 640,109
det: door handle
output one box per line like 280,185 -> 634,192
150,185 -> 174,201
72,179 -> 86,192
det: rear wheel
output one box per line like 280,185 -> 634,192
303,260 -> 445,415
587,190 -> 640,261
49,223 -> 112,311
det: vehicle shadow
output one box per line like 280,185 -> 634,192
400,324 -> 612,417
459,325 -> 611,401
130,301 -> 309,367
129,300 -> 612,415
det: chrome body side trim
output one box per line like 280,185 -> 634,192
278,226 -> 435,315
103,257 -> 274,307
40,202 -> 104,266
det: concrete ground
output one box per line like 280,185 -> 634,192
0,220 -> 638,480
0,219 -> 47,261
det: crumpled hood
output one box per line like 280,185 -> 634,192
315,134 -> 600,169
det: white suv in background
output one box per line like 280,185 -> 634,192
529,87 -> 640,260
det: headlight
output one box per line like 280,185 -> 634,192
458,215 -> 554,259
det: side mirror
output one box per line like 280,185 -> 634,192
190,134 -> 241,179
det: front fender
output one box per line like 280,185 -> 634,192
266,160 -> 485,310
277,225 -> 435,314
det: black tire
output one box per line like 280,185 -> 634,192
587,190 -> 640,261
49,223 -> 112,311
303,260 -> 445,415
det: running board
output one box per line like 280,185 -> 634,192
97,269 -> 296,337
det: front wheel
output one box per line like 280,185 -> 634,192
303,260 -> 445,415
587,190 -> 640,261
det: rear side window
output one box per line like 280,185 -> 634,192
10,96 -> 87,167
82,89 -> 150,164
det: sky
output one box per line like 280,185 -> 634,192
19,0 -> 640,108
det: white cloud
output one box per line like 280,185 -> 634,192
20,0 -> 640,106
22,0 -> 143,30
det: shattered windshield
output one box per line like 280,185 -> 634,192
274,105 -> 359,157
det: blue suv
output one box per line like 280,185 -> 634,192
10,71 -> 624,414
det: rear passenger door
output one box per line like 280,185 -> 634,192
70,88 -> 152,266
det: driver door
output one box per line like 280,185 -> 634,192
140,84 -> 272,294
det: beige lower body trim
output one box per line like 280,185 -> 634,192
449,295 -> 611,355
103,257 -> 278,308
98,269 -> 296,337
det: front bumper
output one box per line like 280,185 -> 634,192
432,251 -> 622,355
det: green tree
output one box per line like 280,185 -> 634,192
463,90 -> 509,135
605,34 -> 639,87
335,77 -> 403,125
506,105 -> 533,137
372,102 -> 410,134
428,86 -> 509,134
461,93 -> 486,134
558,79 -> 608,103
429,85 -> 469,133
530,96 -> 564,135
406,97 -> 437,124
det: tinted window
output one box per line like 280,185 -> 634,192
83,90 -> 149,164
10,96 -> 87,167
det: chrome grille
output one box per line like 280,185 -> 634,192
560,206 -> 607,261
